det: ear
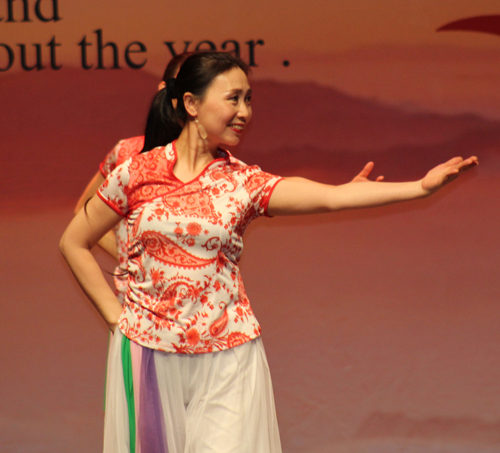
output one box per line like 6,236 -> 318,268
158,81 -> 166,91
183,92 -> 199,117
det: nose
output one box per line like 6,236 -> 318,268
238,101 -> 251,122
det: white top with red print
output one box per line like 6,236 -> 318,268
100,136 -> 144,302
98,141 -> 283,354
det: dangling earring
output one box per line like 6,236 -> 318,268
194,117 -> 208,140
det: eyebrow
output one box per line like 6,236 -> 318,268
226,88 -> 252,96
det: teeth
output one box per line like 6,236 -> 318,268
231,124 -> 243,130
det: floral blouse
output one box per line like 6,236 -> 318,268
98,141 -> 283,354
100,136 -> 144,302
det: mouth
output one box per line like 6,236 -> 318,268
229,123 -> 245,134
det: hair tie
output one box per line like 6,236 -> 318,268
166,78 -> 178,99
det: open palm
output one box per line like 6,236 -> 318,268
421,156 -> 478,194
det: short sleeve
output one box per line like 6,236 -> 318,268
244,167 -> 283,217
99,136 -> 145,178
97,159 -> 131,216
99,142 -> 120,178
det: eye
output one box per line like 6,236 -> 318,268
245,95 -> 252,104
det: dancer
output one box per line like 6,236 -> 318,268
75,50 -> 382,303
74,54 -> 192,307
60,52 -> 477,452
74,52 -> 191,283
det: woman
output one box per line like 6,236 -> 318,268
73,53 -> 192,305
60,52 -> 477,452
75,50 -> 381,304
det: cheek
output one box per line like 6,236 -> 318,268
201,103 -> 231,127
215,109 -> 237,129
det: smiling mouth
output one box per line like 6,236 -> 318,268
229,124 -> 244,133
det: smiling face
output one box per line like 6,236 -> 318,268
194,67 -> 252,149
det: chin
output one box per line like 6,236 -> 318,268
220,138 -> 241,148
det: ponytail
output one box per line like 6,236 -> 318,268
141,80 -> 182,153
141,52 -> 249,154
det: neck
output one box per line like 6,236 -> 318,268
174,120 -> 219,180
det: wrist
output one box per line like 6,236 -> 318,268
417,179 -> 433,198
104,302 -> 123,331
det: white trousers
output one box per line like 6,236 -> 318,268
103,329 -> 282,453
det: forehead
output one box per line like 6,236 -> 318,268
206,67 -> 250,95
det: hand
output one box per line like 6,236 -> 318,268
421,156 -> 478,194
351,162 -> 384,183
105,303 -> 124,333
108,318 -> 120,333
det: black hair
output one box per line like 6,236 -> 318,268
141,51 -> 249,153
140,53 -> 192,153
162,52 -> 191,82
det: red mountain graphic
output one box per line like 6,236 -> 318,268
0,68 -> 498,209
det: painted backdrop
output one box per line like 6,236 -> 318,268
1,1 -> 499,452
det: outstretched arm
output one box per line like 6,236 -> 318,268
74,171 -> 119,260
268,156 -> 478,216
61,195 -> 124,331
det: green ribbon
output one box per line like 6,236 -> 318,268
121,335 -> 136,453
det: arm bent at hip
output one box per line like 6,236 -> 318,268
61,195 -> 124,331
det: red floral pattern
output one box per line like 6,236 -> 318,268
99,136 -> 145,179
98,141 -> 282,354
140,230 -> 213,269
99,136 -> 145,303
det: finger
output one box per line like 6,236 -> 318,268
359,162 -> 374,177
444,156 -> 464,167
457,158 -> 478,172
375,176 -> 384,182
444,168 -> 460,182
462,156 -> 479,167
